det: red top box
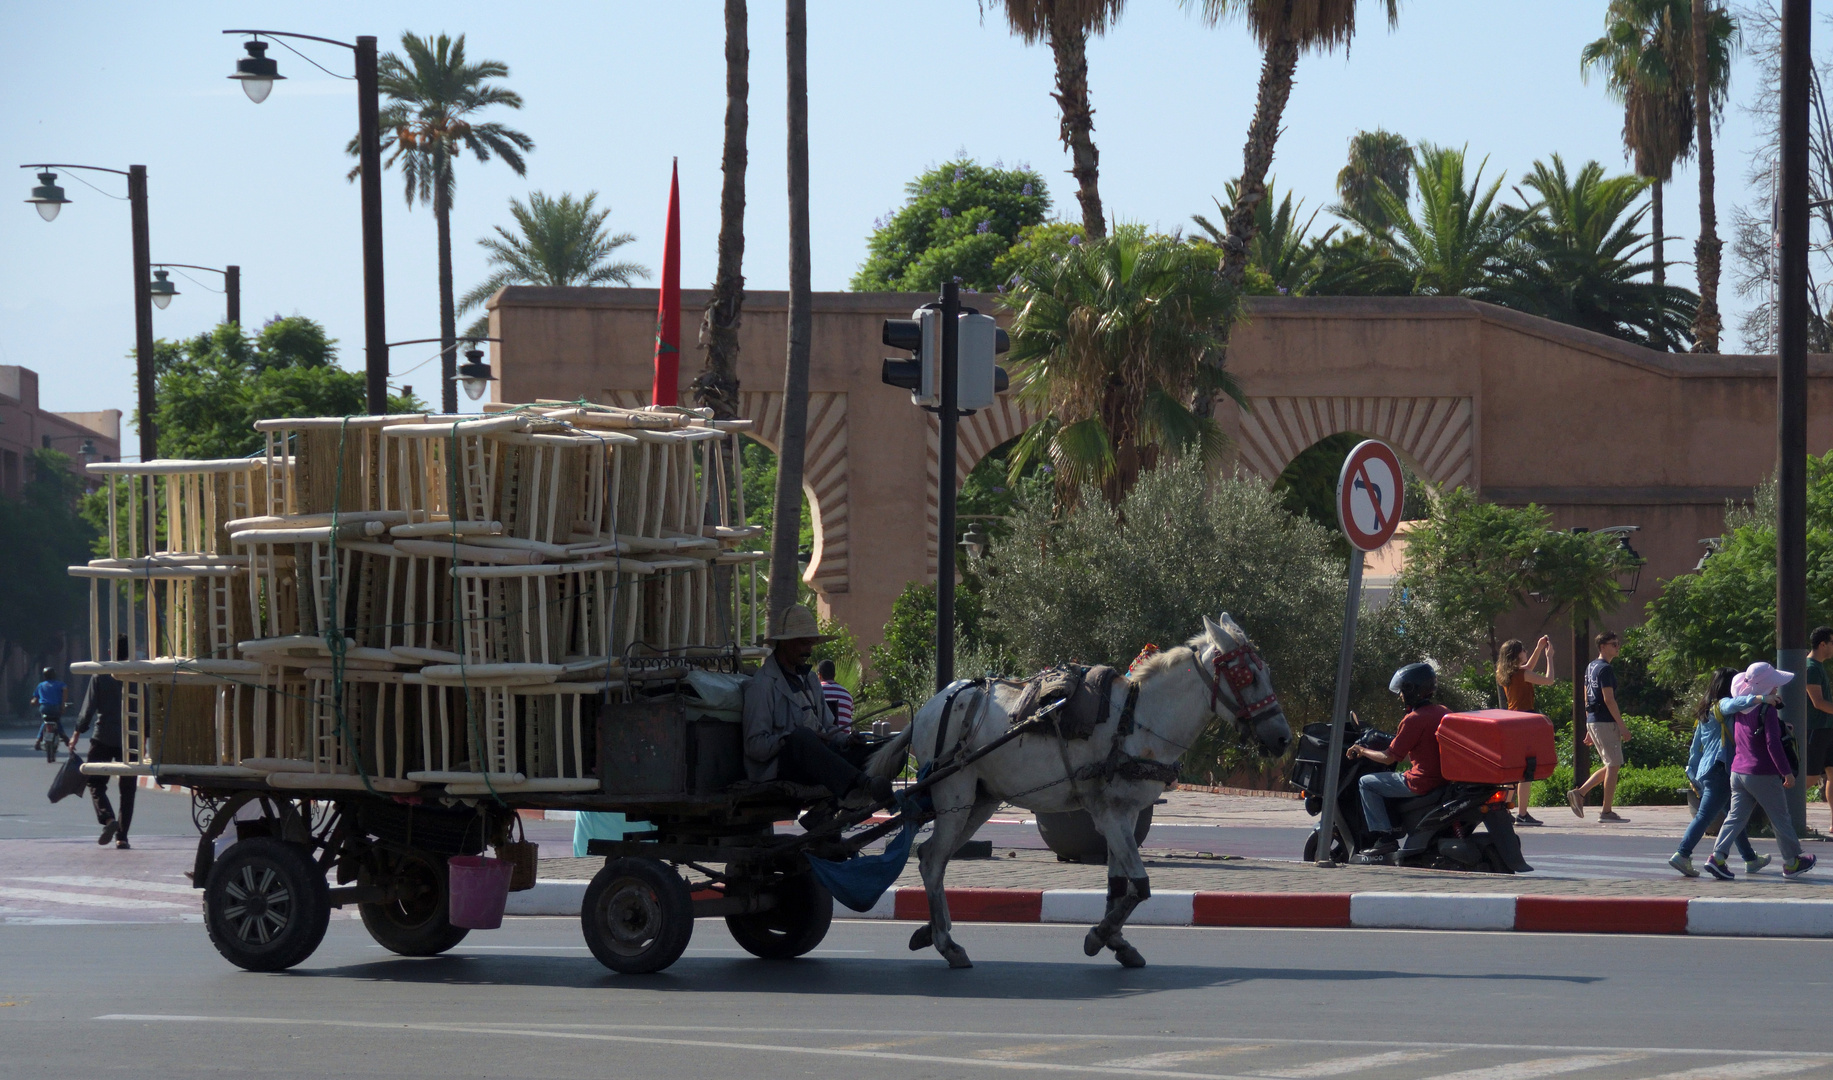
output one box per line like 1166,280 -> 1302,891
1437,710 -> 1557,785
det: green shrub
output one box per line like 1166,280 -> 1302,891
1533,763 -> 1690,806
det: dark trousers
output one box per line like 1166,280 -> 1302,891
776,726 -> 869,796
85,741 -> 135,840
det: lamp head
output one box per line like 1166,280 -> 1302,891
26,171 -> 69,222
148,269 -> 178,310
456,344 -> 493,402
229,39 -> 284,104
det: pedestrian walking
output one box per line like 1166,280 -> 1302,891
1669,668 -> 1764,877
31,667 -> 67,763
1567,632 -> 1632,822
1801,626 -> 1833,836
1703,662 -> 1817,880
817,658 -> 855,734
1497,636 -> 1556,825
73,637 -> 134,849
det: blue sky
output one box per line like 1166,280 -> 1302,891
0,1 -> 1775,438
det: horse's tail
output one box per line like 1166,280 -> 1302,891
866,726 -> 913,780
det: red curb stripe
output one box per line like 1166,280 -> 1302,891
895,888 -> 1043,922
1193,892 -> 1352,928
1513,896 -> 1689,935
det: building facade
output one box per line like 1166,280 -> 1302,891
0,365 -> 122,493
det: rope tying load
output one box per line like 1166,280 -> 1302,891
67,401 -> 766,801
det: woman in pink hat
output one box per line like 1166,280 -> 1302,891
1703,662 -> 1817,879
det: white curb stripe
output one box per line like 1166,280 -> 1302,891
504,880 -> 588,916
1038,890 -> 1195,926
1350,892 -> 1516,931
1686,898 -> 1833,938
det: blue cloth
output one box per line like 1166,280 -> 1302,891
571,811 -> 650,857
1687,695 -> 1762,783
1678,761 -> 1757,860
1358,770 -> 1416,835
804,818 -> 916,912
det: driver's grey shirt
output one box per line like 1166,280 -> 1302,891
741,653 -> 829,781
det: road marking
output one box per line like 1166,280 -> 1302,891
1257,1049 -> 1451,1077
0,886 -> 188,910
830,1037 -> 940,1051
1412,1055 -> 1640,1080
15,875 -> 197,895
977,1041 -> 1091,1060
1099,1045 -> 1275,1069
1639,1060 -> 1830,1079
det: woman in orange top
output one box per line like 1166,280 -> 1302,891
1496,636 -> 1557,825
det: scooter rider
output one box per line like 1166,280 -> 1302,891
1346,663 -> 1448,857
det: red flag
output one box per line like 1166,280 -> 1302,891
650,159 -> 682,407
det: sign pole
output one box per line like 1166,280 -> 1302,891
1314,553 -> 1363,867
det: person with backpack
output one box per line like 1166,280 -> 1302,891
1669,668 -> 1764,877
30,667 -> 67,763
1703,662 -> 1817,880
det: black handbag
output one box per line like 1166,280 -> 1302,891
48,748 -> 87,803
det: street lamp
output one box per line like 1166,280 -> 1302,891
386,337 -> 498,408
961,521 -> 988,560
43,434 -> 99,461
1595,525 -> 1643,596
148,269 -> 177,310
151,263 -> 242,325
25,171 -> 68,221
224,29 -> 386,414
18,162 -> 157,474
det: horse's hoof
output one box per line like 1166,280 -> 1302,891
1115,944 -> 1146,968
942,946 -> 974,970
908,924 -> 933,952
1083,928 -> 1105,957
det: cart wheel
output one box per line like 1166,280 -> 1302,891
726,872 -> 833,959
360,850 -> 469,957
581,857 -> 694,974
203,837 -> 331,972
1302,824 -> 1351,864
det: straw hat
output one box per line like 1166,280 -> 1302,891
766,604 -> 834,643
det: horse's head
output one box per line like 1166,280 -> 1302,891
1197,613 -> 1291,757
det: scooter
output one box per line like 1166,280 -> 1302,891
1289,718 -> 1532,874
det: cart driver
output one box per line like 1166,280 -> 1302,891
743,604 -> 894,807
1345,662 -> 1448,857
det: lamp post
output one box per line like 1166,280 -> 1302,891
224,30 -> 387,414
19,164 -> 156,470
386,337 -> 498,407
1778,0 -> 1812,834
151,264 -> 242,325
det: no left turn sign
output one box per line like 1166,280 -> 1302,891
1336,439 -> 1405,552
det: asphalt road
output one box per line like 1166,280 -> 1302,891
3,916 -> 1829,1079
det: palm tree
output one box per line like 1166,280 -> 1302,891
695,0 -> 748,422
1335,128 -> 1413,230
1689,0 -> 1737,353
1581,0 -> 1696,290
1507,156 -> 1698,348
1338,142 -> 1526,301
349,33 -> 533,413
768,0 -> 813,623
458,193 -> 648,338
1193,179 -> 1337,293
1194,0 -> 1400,287
1002,230 -> 1245,503
995,1 -> 1129,239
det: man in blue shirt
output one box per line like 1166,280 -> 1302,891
31,667 -> 67,763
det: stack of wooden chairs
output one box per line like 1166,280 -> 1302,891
72,404 -> 767,799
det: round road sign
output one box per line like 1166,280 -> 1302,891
1336,439 -> 1405,552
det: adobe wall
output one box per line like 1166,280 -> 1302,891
488,289 -> 1833,658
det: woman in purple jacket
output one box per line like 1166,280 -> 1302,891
1706,662 -> 1818,879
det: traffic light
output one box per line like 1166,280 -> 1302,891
880,307 -> 1009,410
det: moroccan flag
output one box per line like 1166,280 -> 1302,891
651,159 -> 682,407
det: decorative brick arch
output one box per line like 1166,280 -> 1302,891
607,389 -> 852,593
1228,396 -> 1476,491
923,395 -> 1041,574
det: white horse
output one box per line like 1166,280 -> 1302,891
867,613 -> 1292,969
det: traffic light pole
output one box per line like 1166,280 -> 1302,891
1779,0 -> 1811,833
936,280 -> 961,692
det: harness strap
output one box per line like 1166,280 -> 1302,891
931,680 -> 983,763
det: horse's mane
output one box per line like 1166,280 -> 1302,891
1126,635 -> 1208,683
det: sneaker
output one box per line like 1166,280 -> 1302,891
1669,852 -> 1699,878
1567,790 -> 1585,818
1785,853 -> 1818,878
1702,855 -> 1737,881
1746,854 -> 1773,875
97,820 -> 118,846
1515,812 -> 1544,827
1598,810 -> 1627,823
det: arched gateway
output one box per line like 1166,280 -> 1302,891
491,289 -> 1833,649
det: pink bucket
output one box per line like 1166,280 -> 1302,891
448,855 -> 514,929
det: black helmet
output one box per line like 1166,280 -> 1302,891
40,667 -> 54,680
1388,662 -> 1437,704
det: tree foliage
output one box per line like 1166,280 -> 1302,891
151,318 -> 422,460
1335,128 -> 1413,229
851,159 -> 1051,292
0,450 -> 96,683
460,191 -> 650,317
